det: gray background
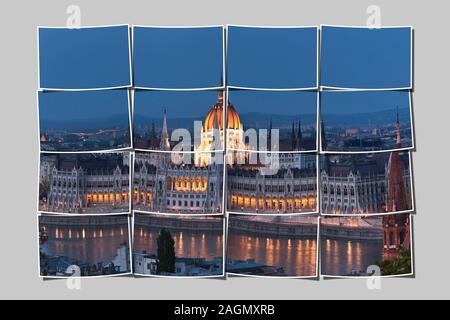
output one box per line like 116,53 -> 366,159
0,0 -> 447,299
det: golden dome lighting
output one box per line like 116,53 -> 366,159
202,92 -> 241,131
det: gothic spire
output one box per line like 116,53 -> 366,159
295,119 -> 302,151
291,121 -> 296,150
396,107 -> 401,147
160,108 -> 171,151
321,119 -> 327,150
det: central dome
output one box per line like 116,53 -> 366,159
203,92 -> 241,131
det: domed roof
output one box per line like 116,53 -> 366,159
203,92 -> 241,131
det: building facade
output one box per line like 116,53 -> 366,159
134,91 -> 317,215
39,153 -> 130,213
320,115 -> 412,215
134,152 -> 224,214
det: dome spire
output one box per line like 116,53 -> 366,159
218,90 -> 224,105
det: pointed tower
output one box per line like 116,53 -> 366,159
295,119 -> 302,151
321,120 -> 327,150
386,110 -> 409,212
160,109 -> 171,151
268,118 -> 273,151
291,122 -> 296,150
395,107 -> 401,148
383,110 -> 411,258
149,120 -> 159,150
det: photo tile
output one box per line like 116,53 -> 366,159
38,90 -> 132,152
133,212 -> 225,277
134,89 -> 225,152
320,151 -> 414,216
227,26 -> 318,89
227,214 -> 319,278
320,26 -> 413,90
320,214 -> 413,278
38,25 -> 131,90
133,151 -> 225,215
226,89 -> 318,152
38,214 -> 132,278
320,90 -> 414,153
226,151 -> 318,215
38,152 -> 131,215
133,26 -> 224,89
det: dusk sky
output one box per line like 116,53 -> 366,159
227,26 -> 317,89
39,90 -> 130,122
134,90 -> 219,120
133,26 -> 223,89
320,26 -> 412,89
39,25 -> 131,89
229,89 -> 317,116
320,90 -> 411,115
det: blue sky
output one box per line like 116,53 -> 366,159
320,91 -> 410,115
320,26 -> 412,89
39,90 -> 129,121
133,27 -> 223,89
134,90 -> 219,119
229,90 -> 317,116
227,26 -> 317,89
39,25 -> 131,89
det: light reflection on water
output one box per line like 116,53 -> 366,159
133,227 -> 224,260
227,231 -> 317,277
40,224 -> 129,265
320,238 -> 383,276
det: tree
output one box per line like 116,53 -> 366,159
156,228 -> 176,274
39,179 -> 50,201
375,247 -> 412,276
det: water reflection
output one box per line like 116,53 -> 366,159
134,227 -> 223,260
320,238 -> 383,276
227,231 -> 317,277
40,224 -> 129,265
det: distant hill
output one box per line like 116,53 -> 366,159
322,108 -> 411,127
134,112 -> 318,130
40,113 -> 130,131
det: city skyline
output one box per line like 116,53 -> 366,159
321,90 -> 413,153
39,90 -> 131,152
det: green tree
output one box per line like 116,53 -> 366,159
156,228 -> 176,274
375,247 -> 412,276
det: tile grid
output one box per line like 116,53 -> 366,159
37,25 -> 415,279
